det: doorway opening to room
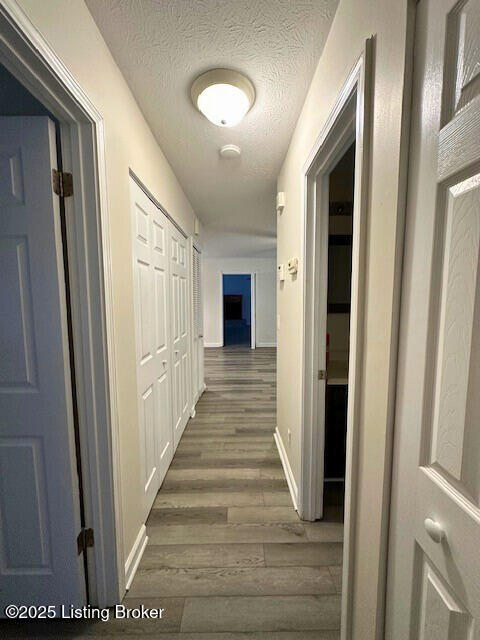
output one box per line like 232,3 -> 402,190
0,61 -> 90,606
222,274 -> 255,348
300,47 -> 371,638
0,8 -> 122,610
323,142 -> 354,521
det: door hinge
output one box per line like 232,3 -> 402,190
77,527 -> 94,555
52,169 -> 73,198
318,369 -> 327,380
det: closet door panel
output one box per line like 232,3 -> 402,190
130,179 -> 174,519
169,222 -> 191,448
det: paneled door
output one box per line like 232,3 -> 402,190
0,117 -> 85,607
386,1 -> 480,637
169,222 -> 190,447
130,178 -> 173,519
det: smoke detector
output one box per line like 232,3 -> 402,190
219,144 -> 241,159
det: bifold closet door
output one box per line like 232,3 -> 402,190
130,178 -> 173,519
169,222 -> 190,447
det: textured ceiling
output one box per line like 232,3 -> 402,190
86,0 -> 338,256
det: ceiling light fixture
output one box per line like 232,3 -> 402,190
191,69 -> 255,127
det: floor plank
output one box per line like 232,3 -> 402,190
264,543 -> 343,567
128,566 -> 336,598
228,506 -> 300,524
140,543 -> 265,569
180,595 -> 341,632
147,523 -> 308,545
153,491 -> 264,508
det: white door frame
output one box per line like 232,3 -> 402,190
0,1 -> 123,605
189,236 -> 204,413
220,271 -> 256,349
299,41 -> 372,639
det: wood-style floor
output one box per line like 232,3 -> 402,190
125,347 -> 343,637
3,347 -> 343,639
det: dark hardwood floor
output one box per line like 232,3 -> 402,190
3,347 -> 343,639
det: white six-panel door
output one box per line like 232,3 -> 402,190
130,179 -> 174,519
0,117 -> 85,607
170,223 -> 191,447
387,1 -> 480,637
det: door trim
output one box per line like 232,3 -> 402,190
189,237 -> 204,414
129,169 -> 188,239
0,0 -> 123,604
220,272 -> 256,349
299,41 -> 372,639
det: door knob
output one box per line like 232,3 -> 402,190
424,518 -> 445,543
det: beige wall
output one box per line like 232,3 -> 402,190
276,0 -> 413,637
17,0 -> 198,566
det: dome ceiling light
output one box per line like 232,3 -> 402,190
191,69 -> 255,127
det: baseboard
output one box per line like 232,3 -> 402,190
204,342 -> 222,348
274,427 -> 298,511
124,524 -> 148,591
256,342 -> 277,348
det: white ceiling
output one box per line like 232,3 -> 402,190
86,0 -> 338,256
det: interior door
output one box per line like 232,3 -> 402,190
130,178 -> 173,518
0,117 -> 85,607
169,222 -> 190,447
387,1 -> 480,637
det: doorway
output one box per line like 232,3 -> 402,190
324,142 -> 355,521
299,46 -> 371,638
0,63 -> 88,606
222,274 -> 254,347
0,5 -> 122,608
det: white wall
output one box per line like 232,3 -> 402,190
276,0 -> 413,636
203,257 -> 277,348
16,0 -> 199,574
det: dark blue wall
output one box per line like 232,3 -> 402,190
223,274 -> 251,325
0,64 -> 54,117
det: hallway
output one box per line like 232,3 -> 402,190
125,347 -> 344,635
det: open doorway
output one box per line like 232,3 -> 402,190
222,274 -> 254,347
0,8 -> 122,608
299,47 -> 371,638
0,63 -> 90,605
323,143 -> 354,522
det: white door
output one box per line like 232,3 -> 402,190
387,1 -> 480,637
130,178 -> 173,518
169,222 -> 190,447
0,117 -> 85,607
